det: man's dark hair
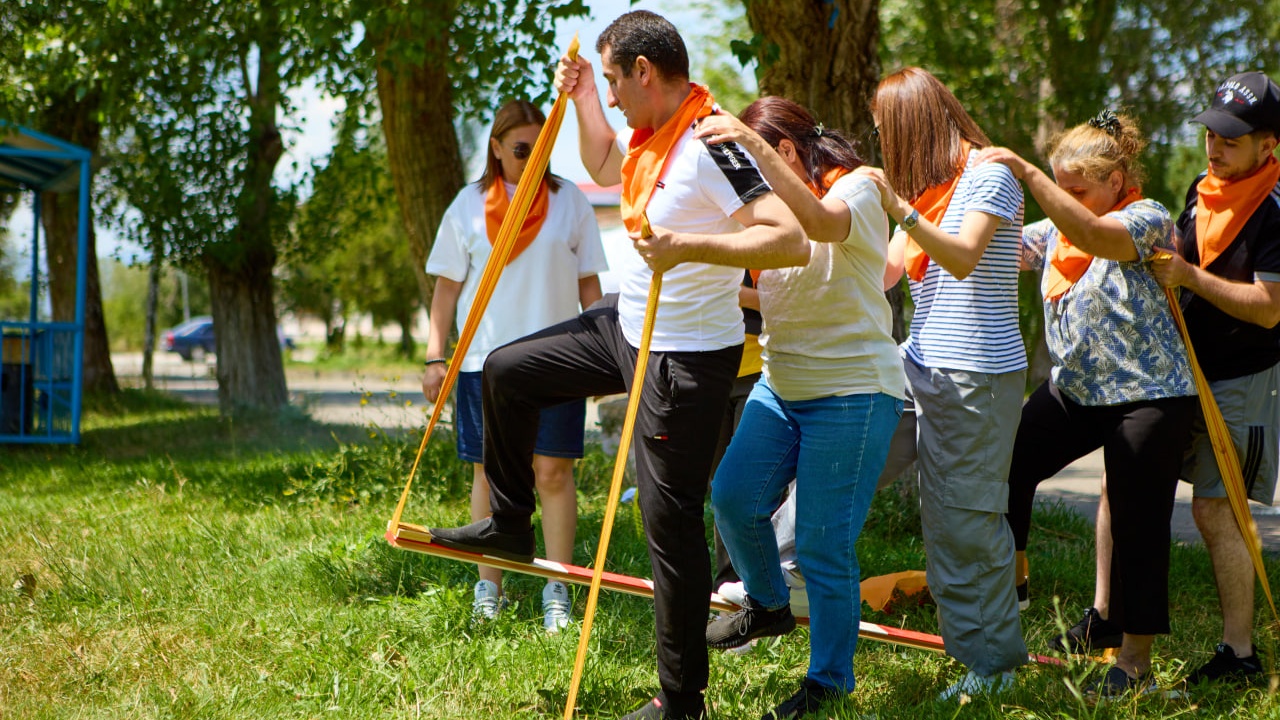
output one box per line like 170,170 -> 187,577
596,10 -> 689,81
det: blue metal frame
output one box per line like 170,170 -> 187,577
0,122 -> 90,444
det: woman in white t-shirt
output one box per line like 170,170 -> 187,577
422,100 -> 606,632
694,97 -> 905,718
857,67 -> 1029,699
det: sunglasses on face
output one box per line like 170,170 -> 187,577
511,142 -> 532,161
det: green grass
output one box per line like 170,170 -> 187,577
1,391 -> 1279,718
285,339 -> 422,379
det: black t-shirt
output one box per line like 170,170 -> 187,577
1175,172 -> 1280,380
742,270 -> 762,337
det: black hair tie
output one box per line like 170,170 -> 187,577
1088,109 -> 1123,138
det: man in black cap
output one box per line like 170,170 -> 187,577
1055,71 -> 1280,688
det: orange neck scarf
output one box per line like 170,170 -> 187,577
484,178 -> 549,265
904,141 -> 971,282
1196,155 -> 1280,269
620,84 -> 716,235
1043,188 -> 1143,301
806,166 -> 851,198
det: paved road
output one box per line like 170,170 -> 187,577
1037,448 -> 1280,551
116,352 -> 1280,551
113,352 -> 431,429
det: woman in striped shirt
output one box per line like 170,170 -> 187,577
857,67 -> 1028,700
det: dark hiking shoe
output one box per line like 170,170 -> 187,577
428,518 -> 534,563
1049,607 -> 1122,653
762,678 -> 844,720
706,596 -> 796,650
1086,666 -> 1156,698
620,696 -> 705,719
1185,643 -> 1263,687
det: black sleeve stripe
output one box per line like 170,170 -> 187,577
700,137 -> 771,206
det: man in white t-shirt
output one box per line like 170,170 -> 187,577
430,10 -> 806,720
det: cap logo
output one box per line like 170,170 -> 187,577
1218,81 -> 1259,108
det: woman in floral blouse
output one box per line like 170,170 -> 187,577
980,111 -> 1197,697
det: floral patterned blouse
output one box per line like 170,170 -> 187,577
1021,198 -> 1195,406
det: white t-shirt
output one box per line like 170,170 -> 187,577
614,126 -> 771,351
426,180 -> 607,372
759,173 -> 907,401
902,150 -> 1027,374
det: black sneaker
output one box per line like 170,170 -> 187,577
620,696 -> 705,719
428,518 -> 535,563
1085,666 -> 1156,698
762,678 -> 843,720
1049,607 -> 1123,653
1185,643 -> 1263,687
706,596 -> 796,650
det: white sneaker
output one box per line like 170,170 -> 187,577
937,670 -> 1015,702
472,580 -> 506,620
542,581 -> 572,633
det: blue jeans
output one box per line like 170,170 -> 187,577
711,380 -> 902,691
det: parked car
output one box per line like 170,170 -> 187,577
161,316 -> 216,361
161,316 -> 295,362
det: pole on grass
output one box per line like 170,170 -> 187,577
1160,263 -> 1277,619
563,216 -> 661,720
386,35 -> 580,534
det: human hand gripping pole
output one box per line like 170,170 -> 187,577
1154,251 -> 1277,619
562,215 -> 662,719
385,34 -> 580,540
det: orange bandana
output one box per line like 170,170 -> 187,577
484,178 -> 549,265
1195,155 -> 1280,269
806,166 -> 851,198
620,84 -> 717,236
1042,188 -> 1143,301
904,141 -> 971,282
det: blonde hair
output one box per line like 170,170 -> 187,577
1049,111 -> 1147,189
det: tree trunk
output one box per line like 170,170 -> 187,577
38,93 -> 119,395
207,254 -> 285,412
374,8 -> 466,313
744,0 -> 880,142
744,0 -> 900,333
397,309 -> 415,359
142,234 -> 163,390
203,2 -> 287,415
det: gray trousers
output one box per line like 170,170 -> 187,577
901,357 -> 1027,675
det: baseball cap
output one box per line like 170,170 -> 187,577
1191,71 -> 1280,138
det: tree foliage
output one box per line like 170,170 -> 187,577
880,0 -> 1279,209
0,0 -> 142,394
283,108 -> 421,357
348,0 -> 588,317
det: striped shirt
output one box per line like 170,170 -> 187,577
903,151 -> 1027,374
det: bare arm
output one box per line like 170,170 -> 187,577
693,114 -> 851,243
884,230 -> 906,290
422,276 -> 463,403
555,55 -> 624,186
632,192 -> 808,272
857,166 -> 1001,281
1152,252 -> 1280,328
739,285 -> 760,311
578,275 -> 603,309
979,147 -> 1138,262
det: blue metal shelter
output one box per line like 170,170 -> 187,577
0,122 -> 90,444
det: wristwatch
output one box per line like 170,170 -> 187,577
901,208 -> 920,231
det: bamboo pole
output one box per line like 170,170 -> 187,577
387,35 -> 580,533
